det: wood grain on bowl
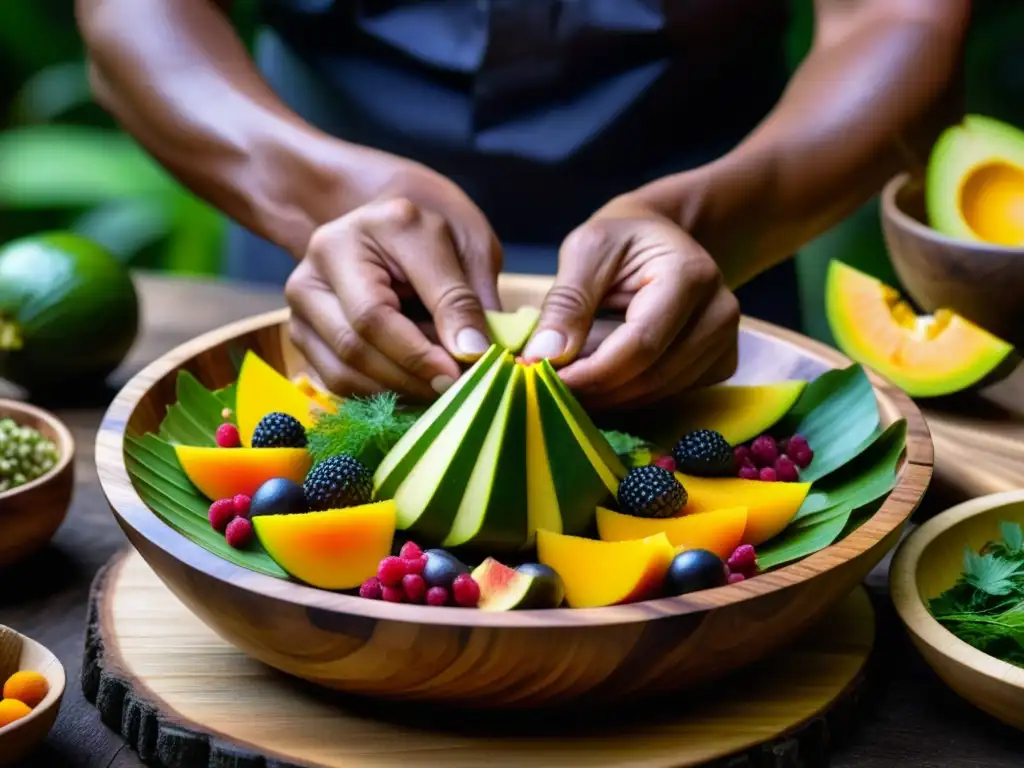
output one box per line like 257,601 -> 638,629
0,400 -> 75,568
95,274 -> 933,708
882,172 -> 1024,348
0,625 -> 66,766
891,489 -> 1024,731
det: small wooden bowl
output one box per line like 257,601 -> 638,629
891,489 -> 1024,730
881,172 -> 1024,347
96,276 -> 933,708
0,400 -> 75,568
0,625 -> 66,765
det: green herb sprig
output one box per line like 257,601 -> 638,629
306,392 -> 423,469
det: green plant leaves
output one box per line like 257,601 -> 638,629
157,371 -> 236,446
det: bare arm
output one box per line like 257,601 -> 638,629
632,0 -> 971,288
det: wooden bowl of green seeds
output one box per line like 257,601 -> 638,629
0,400 -> 74,568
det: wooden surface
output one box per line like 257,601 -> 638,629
891,488 -> 1024,733
86,550 -> 877,768
882,172 -> 1024,348
0,399 -> 76,568
0,271 -> 1021,763
0,625 -> 67,766
92,275 -> 930,707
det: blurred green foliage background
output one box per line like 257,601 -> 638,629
0,1 -> 1021,342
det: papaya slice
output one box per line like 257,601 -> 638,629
595,506 -> 747,560
537,530 -> 674,608
236,352 -> 331,447
675,473 -> 809,546
253,501 -> 396,590
175,445 -> 311,500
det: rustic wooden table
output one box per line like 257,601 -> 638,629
2,273 -> 1024,767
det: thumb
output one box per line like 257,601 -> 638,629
522,223 -> 621,364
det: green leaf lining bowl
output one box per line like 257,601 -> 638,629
96,275 -> 933,708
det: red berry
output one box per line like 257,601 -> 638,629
451,574 -> 481,608
653,455 -> 677,473
215,423 -> 241,448
232,493 -> 252,518
381,586 -> 405,603
399,541 -> 423,560
749,435 -> 779,467
402,574 -> 427,603
208,499 -> 236,532
402,554 -> 428,575
728,572 -> 747,584
727,544 -> 757,576
774,455 -> 800,483
359,577 -> 383,600
759,466 -> 777,482
377,556 -> 408,587
733,445 -> 753,468
225,517 -> 253,549
426,586 -> 450,607
791,447 -> 814,468
787,434 -> 809,454
738,465 -> 759,480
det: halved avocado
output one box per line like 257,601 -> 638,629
926,115 -> 1024,246
485,307 -> 541,353
825,260 -> 1017,397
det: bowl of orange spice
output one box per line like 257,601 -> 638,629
0,625 -> 65,765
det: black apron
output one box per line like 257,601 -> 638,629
228,0 -> 800,328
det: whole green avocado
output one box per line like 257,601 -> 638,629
0,232 -> 139,392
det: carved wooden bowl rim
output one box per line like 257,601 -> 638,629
0,399 -> 76,504
96,308 -> 933,628
882,172 -> 1024,257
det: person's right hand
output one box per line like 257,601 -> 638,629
285,161 -> 503,401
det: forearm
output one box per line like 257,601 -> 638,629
76,0 -> 395,257
635,0 -> 970,288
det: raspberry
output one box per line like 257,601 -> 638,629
402,554 -> 428,575
749,435 -> 779,467
426,586 -> 450,606
359,577 -> 383,600
215,423 -> 241,448
733,445 -> 753,468
728,572 -> 747,584
399,541 -> 423,560
451,574 -> 481,608
381,586 -> 405,603
727,544 -> 757,577
225,517 -> 253,549
232,493 -> 252,518
787,434 -> 809,454
778,437 -> 790,454
774,455 -> 800,483
791,447 -> 814,468
208,499 -> 236,532
759,466 -> 777,482
653,455 -> 677,473
738,465 -> 759,480
402,574 -> 427,603
377,556 -> 408,587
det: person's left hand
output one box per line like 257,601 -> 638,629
521,195 -> 741,410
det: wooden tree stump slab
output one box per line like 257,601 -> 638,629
83,551 -> 880,768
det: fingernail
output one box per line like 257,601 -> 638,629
456,327 -> 490,356
522,329 -> 566,361
430,374 -> 455,394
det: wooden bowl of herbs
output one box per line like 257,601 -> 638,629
0,400 -> 74,568
891,489 -> 1024,730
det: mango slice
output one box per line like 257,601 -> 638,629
236,351 -> 333,447
595,506 -> 748,560
175,445 -> 311,501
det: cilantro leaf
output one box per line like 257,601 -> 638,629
962,548 -> 1022,596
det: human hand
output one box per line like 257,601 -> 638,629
285,162 -> 503,400
522,195 -> 740,409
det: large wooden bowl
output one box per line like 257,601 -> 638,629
0,400 -> 75,568
891,489 -> 1024,731
881,172 -> 1024,347
96,276 -> 932,708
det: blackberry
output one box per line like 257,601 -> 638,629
251,412 -> 308,449
672,429 -> 734,477
303,454 -> 372,510
616,466 -> 686,519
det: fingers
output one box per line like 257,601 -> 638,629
287,316 -> 385,399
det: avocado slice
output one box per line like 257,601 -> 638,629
485,307 -> 541,353
374,344 -> 504,499
443,365 -> 528,549
392,352 -> 514,538
472,557 -> 548,611
926,115 -> 1024,246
